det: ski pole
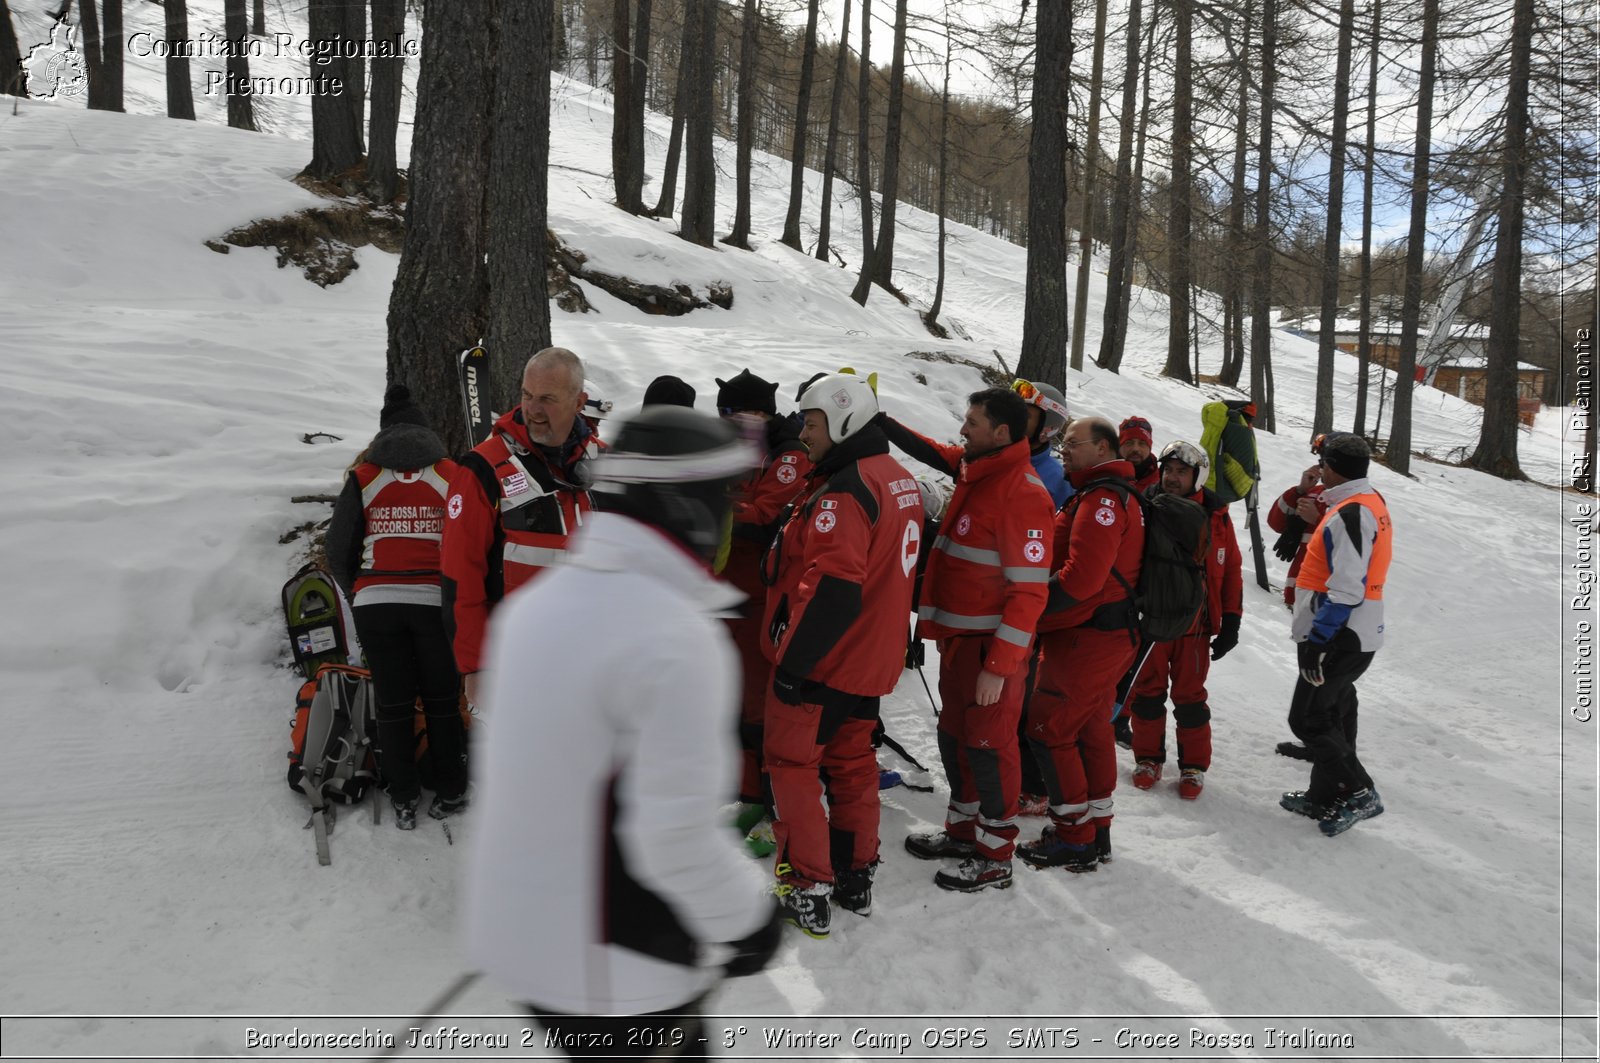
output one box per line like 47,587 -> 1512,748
915,662 -> 940,716
1109,638 -> 1155,723
877,727 -> 931,774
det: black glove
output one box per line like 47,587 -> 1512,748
905,635 -> 926,669
723,902 -> 784,978
772,668 -> 809,706
1272,516 -> 1307,562
1211,613 -> 1241,660
1297,640 -> 1328,686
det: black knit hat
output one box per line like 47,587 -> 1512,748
379,384 -> 429,429
715,369 -> 779,415
1319,432 -> 1371,480
643,374 -> 697,408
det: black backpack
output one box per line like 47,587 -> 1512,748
1085,479 -> 1210,643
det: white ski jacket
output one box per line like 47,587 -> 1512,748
465,512 -> 770,1015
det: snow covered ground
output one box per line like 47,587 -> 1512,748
0,2 -> 1594,1058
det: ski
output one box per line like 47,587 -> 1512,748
1246,496 -> 1272,592
458,343 -> 493,447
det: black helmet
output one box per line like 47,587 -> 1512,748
589,407 -> 758,562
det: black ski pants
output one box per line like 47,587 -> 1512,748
1287,645 -> 1376,805
352,601 -> 466,803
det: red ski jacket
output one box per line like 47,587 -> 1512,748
1039,459 -> 1146,633
724,423 -> 812,603
350,461 -> 457,594
1267,482 -> 1327,606
884,428 -> 1054,677
441,409 -> 596,673
762,428 -> 922,697
1186,486 -> 1244,636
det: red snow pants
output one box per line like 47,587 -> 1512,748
935,635 -> 1023,861
1129,634 -> 1214,771
1026,627 -> 1136,845
764,688 -> 880,886
723,549 -> 772,804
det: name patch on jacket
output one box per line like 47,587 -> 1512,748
501,472 -> 531,498
367,505 -> 444,535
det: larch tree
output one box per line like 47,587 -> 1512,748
849,0 -> 875,303
367,0 -> 405,203
779,0 -> 821,251
164,0 -> 195,120
1096,0 -> 1145,372
1311,0 -> 1357,438
1352,0 -> 1381,436
1017,0 -> 1072,387
1163,0 -> 1195,383
223,0 -> 256,130
1386,0 -> 1440,477
815,0 -> 852,263
1249,0 -> 1277,428
863,0 -> 909,297
385,0 -> 497,456
722,0 -> 759,249
677,0 -> 718,246
651,7 -> 693,218
306,0 -> 363,179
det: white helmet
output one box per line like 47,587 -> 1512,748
797,373 -> 880,444
1158,439 -> 1209,479
581,381 -> 614,421
915,477 -> 952,522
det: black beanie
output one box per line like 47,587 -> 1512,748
1320,432 -> 1371,480
715,369 -> 779,415
379,384 -> 429,429
643,374 -> 697,408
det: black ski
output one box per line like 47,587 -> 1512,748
1245,488 -> 1272,592
458,344 -> 493,447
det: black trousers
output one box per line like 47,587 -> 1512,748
352,601 -> 466,803
527,998 -> 711,1060
1287,646 -> 1376,805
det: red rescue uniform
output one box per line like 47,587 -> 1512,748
440,409 -> 596,674
1029,459 -> 1145,847
1130,486 -> 1243,771
762,429 -> 922,886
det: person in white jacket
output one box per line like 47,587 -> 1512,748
466,406 -> 782,1058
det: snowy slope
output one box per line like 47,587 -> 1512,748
0,5 -> 1594,1059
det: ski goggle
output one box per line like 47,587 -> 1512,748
583,397 -> 614,418
1159,440 -> 1208,472
1011,379 -> 1070,420
1310,433 -> 1326,454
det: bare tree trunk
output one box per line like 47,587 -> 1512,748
627,0 -> 651,209
1249,0 -> 1277,428
677,0 -> 717,246
1219,0 -> 1250,388
722,0 -> 758,248
815,0 -> 851,262
1017,0 -> 1072,387
1115,1 -> 1158,369
651,9 -> 692,218
1313,0 -> 1356,437
1465,0 -> 1530,479
1096,0 -> 1143,371
0,0 -> 22,97
80,0 -> 104,108
849,0 -> 875,302
610,0 -> 636,209
164,0 -> 195,119
367,0 -> 404,203
865,0 -> 909,294
1387,0 -> 1438,476
1069,0 -> 1108,372
386,0 -> 497,456
101,0 -> 122,110
223,0 -> 256,130
487,0 -> 553,405
1353,0 -> 1381,436
306,0 -> 362,178
925,12 -> 952,329
252,0 -> 264,35
780,0 -> 821,251
1163,0 -> 1194,382
346,0 -> 366,154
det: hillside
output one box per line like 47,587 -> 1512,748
0,4 -> 1592,1059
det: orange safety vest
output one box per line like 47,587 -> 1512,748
1295,491 -> 1392,600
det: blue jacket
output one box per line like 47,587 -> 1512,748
1031,447 -> 1072,509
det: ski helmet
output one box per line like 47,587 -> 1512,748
796,373 -> 879,445
589,407 -> 758,562
1158,439 -> 1209,479
1012,379 -> 1070,443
